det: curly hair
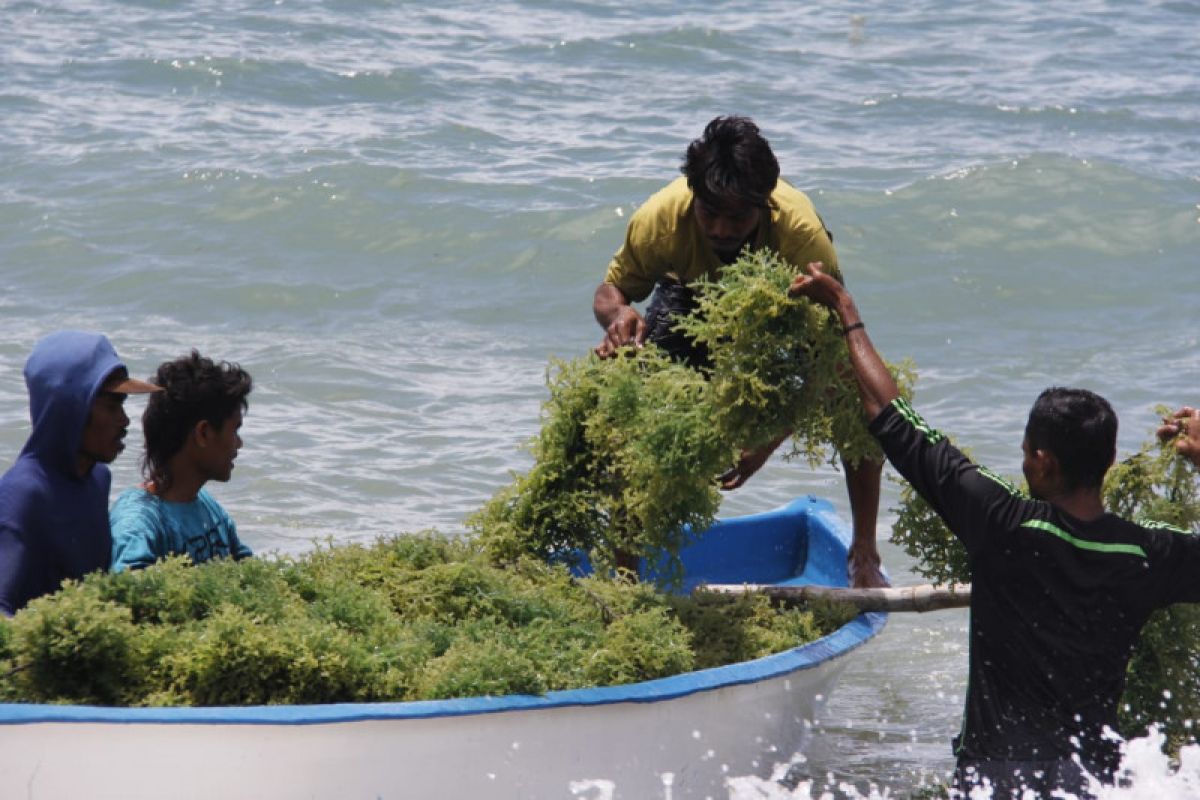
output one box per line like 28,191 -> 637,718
681,115 -> 780,210
141,351 -> 252,493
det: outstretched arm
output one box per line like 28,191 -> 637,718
787,262 -> 899,421
1159,406 -> 1200,469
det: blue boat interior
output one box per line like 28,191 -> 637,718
572,495 -> 852,593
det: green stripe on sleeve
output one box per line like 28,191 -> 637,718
892,397 -> 944,444
1139,519 -> 1193,536
977,466 -> 1029,499
1020,519 -> 1146,558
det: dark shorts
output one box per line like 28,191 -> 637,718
952,756 -> 1098,799
644,279 -> 709,370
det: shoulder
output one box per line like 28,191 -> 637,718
628,177 -> 692,239
1056,514 -> 1198,573
0,456 -> 65,527
110,487 -> 163,530
769,179 -> 837,271
770,180 -> 826,230
1132,517 -> 1197,555
197,488 -> 234,520
1135,518 -> 1192,535
0,455 -> 53,503
111,486 -> 157,513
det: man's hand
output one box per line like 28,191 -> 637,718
719,436 -> 786,490
594,284 -> 647,358
787,261 -> 848,311
594,305 -> 647,358
1159,406 -> 1200,469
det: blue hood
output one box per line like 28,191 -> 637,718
0,331 -> 127,614
22,331 -> 127,477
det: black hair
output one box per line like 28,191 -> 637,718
681,116 -> 780,210
141,351 -> 252,493
1024,387 -> 1117,491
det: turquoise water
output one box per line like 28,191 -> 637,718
2,1 -> 1198,794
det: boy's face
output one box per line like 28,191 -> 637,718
200,406 -> 243,483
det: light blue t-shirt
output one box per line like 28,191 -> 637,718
109,487 -> 252,572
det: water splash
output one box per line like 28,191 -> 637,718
1093,727 -> 1200,799
725,727 -> 1200,800
568,778 -> 616,799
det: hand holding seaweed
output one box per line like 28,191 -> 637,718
475,250 -> 915,583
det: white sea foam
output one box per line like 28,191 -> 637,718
725,728 -> 1200,800
1093,728 -> 1200,799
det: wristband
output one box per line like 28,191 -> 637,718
842,321 -> 865,336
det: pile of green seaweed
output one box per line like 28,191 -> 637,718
473,249 -> 913,583
0,250 -> 893,707
0,536 -> 855,706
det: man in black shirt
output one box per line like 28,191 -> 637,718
789,261 -> 1200,798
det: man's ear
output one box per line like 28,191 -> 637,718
1041,449 -> 1069,490
1029,446 -> 1057,483
193,419 -> 213,447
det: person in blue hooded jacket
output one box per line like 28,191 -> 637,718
0,331 -> 159,616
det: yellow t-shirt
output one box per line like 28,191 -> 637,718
603,176 -> 840,302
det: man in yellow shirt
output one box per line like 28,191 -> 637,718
592,116 -> 885,588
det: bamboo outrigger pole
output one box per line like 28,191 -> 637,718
699,583 -> 972,613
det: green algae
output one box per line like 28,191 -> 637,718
473,249 -> 913,583
0,535 -> 853,707
0,249 -> 895,708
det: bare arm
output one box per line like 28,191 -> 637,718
787,262 -> 899,421
593,283 -> 647,358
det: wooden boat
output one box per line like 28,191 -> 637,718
0,496 -> 886,800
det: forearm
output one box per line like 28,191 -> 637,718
593,283 -> 630,329
831,296 -> 899,421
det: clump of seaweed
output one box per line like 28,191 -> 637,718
473,249 -> 913,583
679,248 -> 914,467
0,249 -> 902,708
470,348 -> 731,586
0,535 -> 853,707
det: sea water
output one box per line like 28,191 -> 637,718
1,1 -> 1198,796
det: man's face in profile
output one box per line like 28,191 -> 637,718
79,371 -> 132,466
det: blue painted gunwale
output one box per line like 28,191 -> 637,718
0,496 -> 886,727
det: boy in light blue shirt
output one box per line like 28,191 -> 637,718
110,351 -> 253,572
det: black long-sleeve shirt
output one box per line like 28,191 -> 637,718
871,398 -> 1200,771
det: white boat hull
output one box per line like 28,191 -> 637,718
5,657 -> 856,799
